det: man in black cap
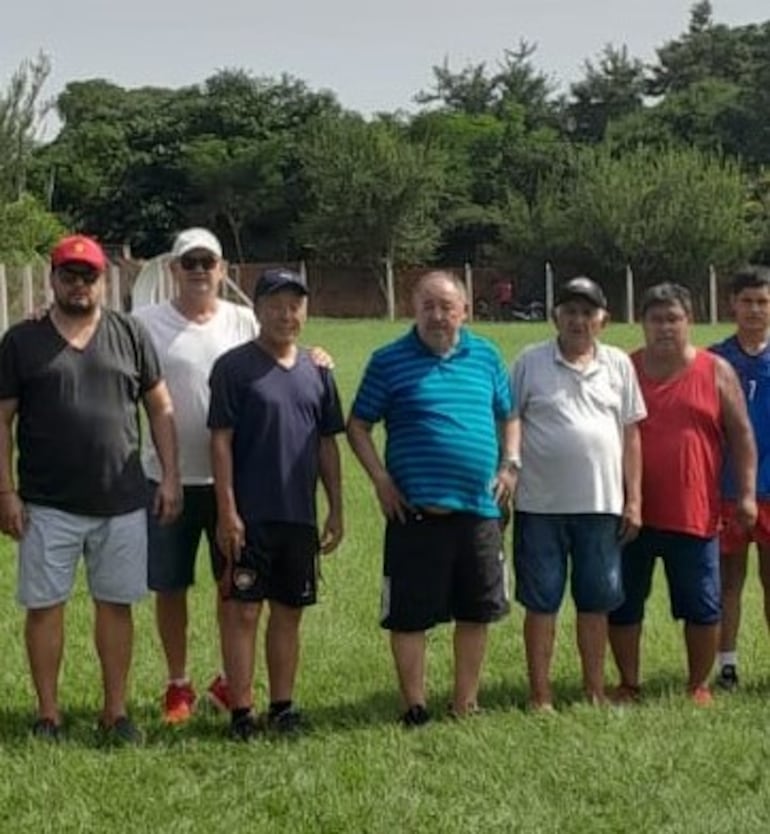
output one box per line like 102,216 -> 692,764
509,276 -> 646,709
208,268 -> 345,739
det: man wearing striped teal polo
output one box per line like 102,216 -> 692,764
347,271 -> 518,727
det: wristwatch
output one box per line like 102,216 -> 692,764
500,455 -> 522,473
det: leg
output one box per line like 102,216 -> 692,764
757,545 -> 770,632
718,548 -> 747,656
452,621 -> 487,714
221,601 -> 262,710
265,601 -> 303,703
390,631 -> 427,707
94,601 -> 133,722
608,623 -> 642,690
577,612 -> 608,703
685,622 -> 719,691
25,604 -> 65,724
155,590 -> 188,681
524,611 -> 556,708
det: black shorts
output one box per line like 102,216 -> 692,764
214,522 -> 319,608
147,482 -> 218,592
381,511 -> 510,631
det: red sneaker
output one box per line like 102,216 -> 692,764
162,681 -> 196,724
688,685 -> 713,707
206,674 -> 231,713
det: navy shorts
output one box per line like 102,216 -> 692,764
147,483 -> 218,592
608,527 -> 720,626
214,522 -> 319,608
380,511 -> 509,632
513,511 -> 623,614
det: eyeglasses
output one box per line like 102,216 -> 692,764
180,254 -> 218,271
55,266 -> 101,285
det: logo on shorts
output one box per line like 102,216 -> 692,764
233,568 -> 257,591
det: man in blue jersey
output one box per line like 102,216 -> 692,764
347,270 -> 518,726
209,268 -> 344,741
710,265 -> 770,690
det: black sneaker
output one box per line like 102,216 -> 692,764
31,718 -> 61,742
98,715 -> 143,746
266,705 -> 304,734
716,664 -> 739,691
401,704 -> 430,728
230,712 -> 261,742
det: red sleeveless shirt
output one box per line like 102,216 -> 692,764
631,348 -> 724,537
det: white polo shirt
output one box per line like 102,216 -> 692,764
510,339 -> 646,515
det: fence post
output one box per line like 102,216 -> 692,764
625,264 -> 634,323
109,264 -> 122,310
545,262 -> 554,319
22,264 -> 35,318
0,264 -> 7,335
464,262 -> 474,322
709,264 -> 718,324
385,258 -> 395,322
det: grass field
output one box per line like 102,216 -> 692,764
2,319 -> 770,834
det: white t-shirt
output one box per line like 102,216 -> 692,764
133,300 -> 259,484
510,339 -> 647,515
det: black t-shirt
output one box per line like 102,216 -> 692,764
208,341 -> 345,526
0,309 -> 162,515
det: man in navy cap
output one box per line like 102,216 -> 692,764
208,267 -> 344,740
510,276 -> 646,709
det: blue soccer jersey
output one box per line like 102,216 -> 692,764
710,335 -> 770,500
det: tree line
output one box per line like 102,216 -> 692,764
1,1 -> 769,302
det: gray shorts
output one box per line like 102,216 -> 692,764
18,504 -> 148,608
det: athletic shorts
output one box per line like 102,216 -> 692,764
719,500 -> 770,555
513,512 -> 623,614
18,504 -> 148,608
608,527 -> 720,626
214,521 -> 319,608
380,510 -> 509,632
147,482 -> 219,592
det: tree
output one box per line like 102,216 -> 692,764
0,193 -> 65,264
296,116 -> 446,271
0,52 -> 51,201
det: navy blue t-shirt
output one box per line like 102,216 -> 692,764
207,341 -> 344,525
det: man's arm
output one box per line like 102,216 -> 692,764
0,398 -> 26,540
620,422 -> 643,544
346,415 -> 408,522
318,435 -> 343,553
494,415 -> 521,507
210,427 -> 245,561
716,356 -> 758,530
142,381 -> 182,524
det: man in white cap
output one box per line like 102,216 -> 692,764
133,228 -> 258,723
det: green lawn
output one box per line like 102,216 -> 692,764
2,319 -> 770,834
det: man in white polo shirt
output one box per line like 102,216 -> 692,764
510,277 -> 646,709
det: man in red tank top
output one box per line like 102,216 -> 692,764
608,283 -> 756,706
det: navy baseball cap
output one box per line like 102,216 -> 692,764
253,268 -> 308,300
555,276 -> 607,309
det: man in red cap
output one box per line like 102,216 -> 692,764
0,233 -> 182,744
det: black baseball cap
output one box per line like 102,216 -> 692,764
253,268 -> 308,300
555,277 -> 607,309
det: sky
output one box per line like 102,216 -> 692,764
2,0 -> 768,138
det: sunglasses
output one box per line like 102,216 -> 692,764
55,266 -> 101,285
180,254 -> 218,271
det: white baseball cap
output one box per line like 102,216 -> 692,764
171,227 -> 223,259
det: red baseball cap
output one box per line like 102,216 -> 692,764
50,235 -> 107,272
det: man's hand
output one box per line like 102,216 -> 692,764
153,476 -> 183,524
373,471 -> 410,523
618,499 -> 642,545
493,467 -> 517,508
216,510 -> 246,562
0,491 -> 27,540
309,346 -> 335,369
735,495 -> 758,532
320,510 -> 343,554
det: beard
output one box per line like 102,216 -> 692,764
55,297 -> 98,317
